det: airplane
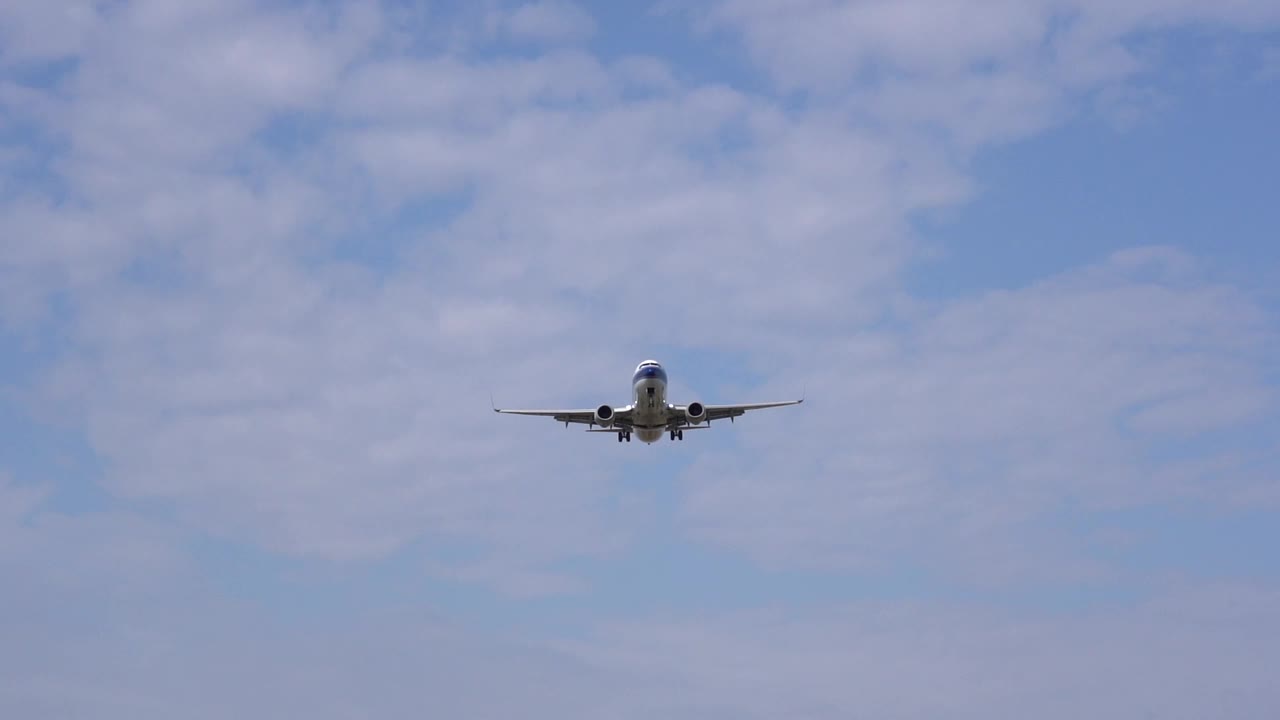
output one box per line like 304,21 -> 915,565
493,359 -> 803,444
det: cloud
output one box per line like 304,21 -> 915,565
4,469 -> 1276,719
0,0 -> 380,327
1261,44 -> 1280,79
706,0 -> 1052,82
698,0 -> 1280,148
1,4 -> 1279,717
55,262 -> 636,567
495,1 -> 597,43
0,1 -> 99,65
566,583 -> 1280,719
337,50 -> 615,127
0,473 -> 621,718
3,0 -> 1277,592
0,475 -> 193,616
680,247 -> 1278,575
707,0 -> 1280,85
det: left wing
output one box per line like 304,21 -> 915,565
668,398 -> 803,427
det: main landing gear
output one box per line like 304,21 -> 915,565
617,431 -> 631,442
669,429 -> 684,441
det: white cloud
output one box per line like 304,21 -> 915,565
497,0 -> 597,43
699,0 -> 1280,149
0,0 -> 380,328
3,475 -> 1277,719
2,0 -> 1276,592
680,248 -> 1278,574
1261,44 -> 1280,79
708,0 -> 1280,85
0,475 -> 192,603
57,261 -> 636,564
0,478 -> 621,718
337,51 -> 615,126
1,1 -> 1279,717
2,4 -> 654,572
0,472 -> 45,530
0,1 -> 99,64
708,0 -> 1051,82
0,0 -> 1275,644
59,0 -> 370,170
567,584 -> 1280,719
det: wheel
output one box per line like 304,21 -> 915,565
670,430 -> 676,441
617,432 -> 623,442
678,430 -> 684,441
625,432 -> 631,442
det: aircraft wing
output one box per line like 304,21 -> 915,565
493,405 -> 634,427
669,398 -> 804,426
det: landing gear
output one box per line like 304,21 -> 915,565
618,431 -> 631,443
670,429 -> 684,441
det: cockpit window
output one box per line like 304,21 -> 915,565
633,362 -> 668,383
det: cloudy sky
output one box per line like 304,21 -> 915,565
2,0 -> 1279,717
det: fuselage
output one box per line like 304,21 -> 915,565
494,357 -> 798,441
631,360 -> 669,443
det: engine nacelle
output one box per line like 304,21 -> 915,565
685,401 -> 706,424
594,404 -> 615,427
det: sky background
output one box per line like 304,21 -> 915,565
2,1 -> 1279,717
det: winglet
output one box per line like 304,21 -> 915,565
490,391 -> 499,412
800,383 -> 806,403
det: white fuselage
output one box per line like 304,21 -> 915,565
630,361 -> 670,443
494,357 -> 799,442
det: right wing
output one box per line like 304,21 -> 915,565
493,405 -> 634,427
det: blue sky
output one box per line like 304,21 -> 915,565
2,1 -> 1279,717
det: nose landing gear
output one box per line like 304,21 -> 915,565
669,429 -> 684,441
617,431 -> 631,442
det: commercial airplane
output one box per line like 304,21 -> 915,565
493,359 -> 803,443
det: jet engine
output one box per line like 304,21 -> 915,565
594,404 -> 615,427
685,401 -> 706,424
